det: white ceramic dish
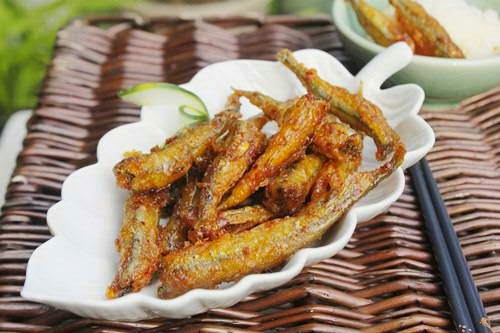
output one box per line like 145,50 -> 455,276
22,43 -> 434,321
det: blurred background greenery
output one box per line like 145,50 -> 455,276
0,0 -> 330,127
0,0 -> 126,125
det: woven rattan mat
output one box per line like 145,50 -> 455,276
1,15 -> 499,333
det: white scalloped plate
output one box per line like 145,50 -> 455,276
22,43 -> 434,321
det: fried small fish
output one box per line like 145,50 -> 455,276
263,154 -> 324,216
114,96 -> 240,192
311,155 -> 360,202
191,116 -> 268,241
348,0 -> 414,50
107,189 -> 170,299
277,49 -> 401,161
158,142 -> 405,299
158,174 -> 200,255
390,0 -> 464,58
311,114 -> 364,163
219,94 -> 327,210
234,90 -> 363,162
219,205 -> 274,234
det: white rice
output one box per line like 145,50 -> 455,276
415,0 -> 500,59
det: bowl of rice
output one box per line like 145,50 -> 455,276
333,0 -> 500,105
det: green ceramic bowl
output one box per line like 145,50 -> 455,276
333,0 -> 500,105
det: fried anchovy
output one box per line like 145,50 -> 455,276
158,143 -> 405,299
187,205 -> 274,241
158,174 -> 200,255
263,154 -> 324,216
191,116 -> 268,241
348,0 -> 414,49
219,94 -> 327,210
159,216 -> 187,255
277,49 -> 401,161
389,0 -> 464,58
234,90 -> 363,161
106,189 -> 170,299
113,96 -> 241,192
311,153 -> 361,202
219,205 -> 274,233
312,114 -> 364,163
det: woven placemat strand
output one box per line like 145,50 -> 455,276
0,15 -> 498,332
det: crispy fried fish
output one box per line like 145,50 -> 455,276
158,174 -> 200,255
158,143 -> 405,299
159,216 -> 187,255
191,116 -> 268,241
220,205 -> 274,233
311,114 -> 363,163
107,189 -> 170,299
390,0 -> 464,58
263,154 -> 324,216
234,90 -> 363,161
277,49 -> 401,161
348,0 -> 414,50
113,97 -> 240,192
188,205 -> 274,241
311,155 -> 360,202
219,94 -> 327,210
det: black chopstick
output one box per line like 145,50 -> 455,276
420,159 -> 491,333
410,161 -> 475,332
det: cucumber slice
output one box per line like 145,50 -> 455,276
118,82 -> 209,123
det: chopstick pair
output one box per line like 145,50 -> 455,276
409,159 -> 491,333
